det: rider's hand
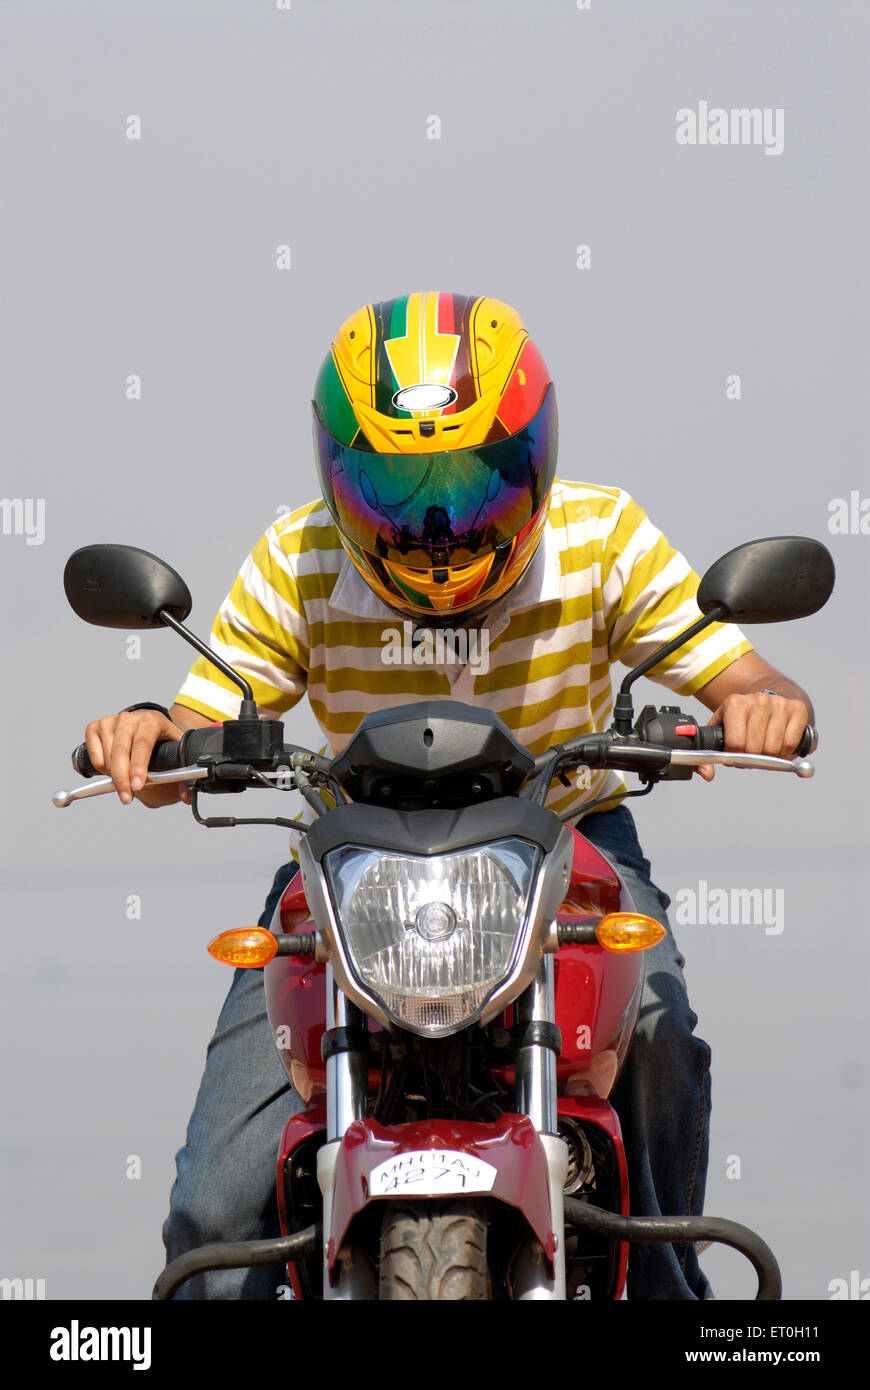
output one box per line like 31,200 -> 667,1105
83,710 -> 187,808
696,690 -> 811,781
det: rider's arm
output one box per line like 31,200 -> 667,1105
597,494 -> 815,777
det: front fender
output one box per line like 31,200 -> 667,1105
324,1115 -> 556,1274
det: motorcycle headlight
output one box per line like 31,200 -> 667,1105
323,838 -> 540,1035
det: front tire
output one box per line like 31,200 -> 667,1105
378,1201 -> 489,1300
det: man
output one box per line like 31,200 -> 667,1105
84,292 -> 813,1299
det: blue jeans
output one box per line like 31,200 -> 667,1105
162,805 -> 712,1300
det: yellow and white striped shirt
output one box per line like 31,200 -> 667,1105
174,480 -> 753,819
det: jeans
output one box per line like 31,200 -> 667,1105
162,805 -> 713,1300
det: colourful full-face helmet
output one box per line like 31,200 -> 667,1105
312,291 -> 558,626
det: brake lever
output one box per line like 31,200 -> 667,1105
668,750 -> 814,777
52,766 -> 210,808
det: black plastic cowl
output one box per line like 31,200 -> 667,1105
330,702 -> 535,807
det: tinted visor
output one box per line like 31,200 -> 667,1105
312,383 -> 558,569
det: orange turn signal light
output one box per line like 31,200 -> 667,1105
595,913 -> 666,953
207,927 -> 279,968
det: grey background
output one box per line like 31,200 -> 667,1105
1,0 -> 867,1300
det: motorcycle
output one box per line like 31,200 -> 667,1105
54,534 -> 834,1300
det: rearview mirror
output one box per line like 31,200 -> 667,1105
696,537 -> 835,624
63,544 -> 193,629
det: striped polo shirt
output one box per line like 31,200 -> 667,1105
174,479 -> 753,820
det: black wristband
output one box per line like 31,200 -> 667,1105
123,702 -> 171,718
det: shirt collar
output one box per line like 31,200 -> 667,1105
328,555 -> 397,620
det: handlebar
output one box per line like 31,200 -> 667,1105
59,708 -> 818,811
70,717 -> 817,784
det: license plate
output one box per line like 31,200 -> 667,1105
370,1149 -> 498,1197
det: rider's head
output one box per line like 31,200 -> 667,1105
312,291 -> 558,628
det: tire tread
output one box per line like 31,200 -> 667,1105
379,1201 -> 488,1300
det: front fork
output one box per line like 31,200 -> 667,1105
318,968 -> 374,1300
316,959 -> 569,1301
513,954 -> 568,1299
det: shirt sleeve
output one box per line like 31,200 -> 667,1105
600,492 -> 753,695
173,523 -> 309,721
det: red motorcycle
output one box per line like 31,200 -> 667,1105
55,534 -> 833,1300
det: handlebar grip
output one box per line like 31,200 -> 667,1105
146,739 -> 188,771
71,737 -> 187,779
695,725 -> 725,752
693,724 -> 816,756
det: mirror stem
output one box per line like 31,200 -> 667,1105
157,608 -> 259,719
612,604 -> 727,735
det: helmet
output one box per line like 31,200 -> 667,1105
312,291 -> 558,626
